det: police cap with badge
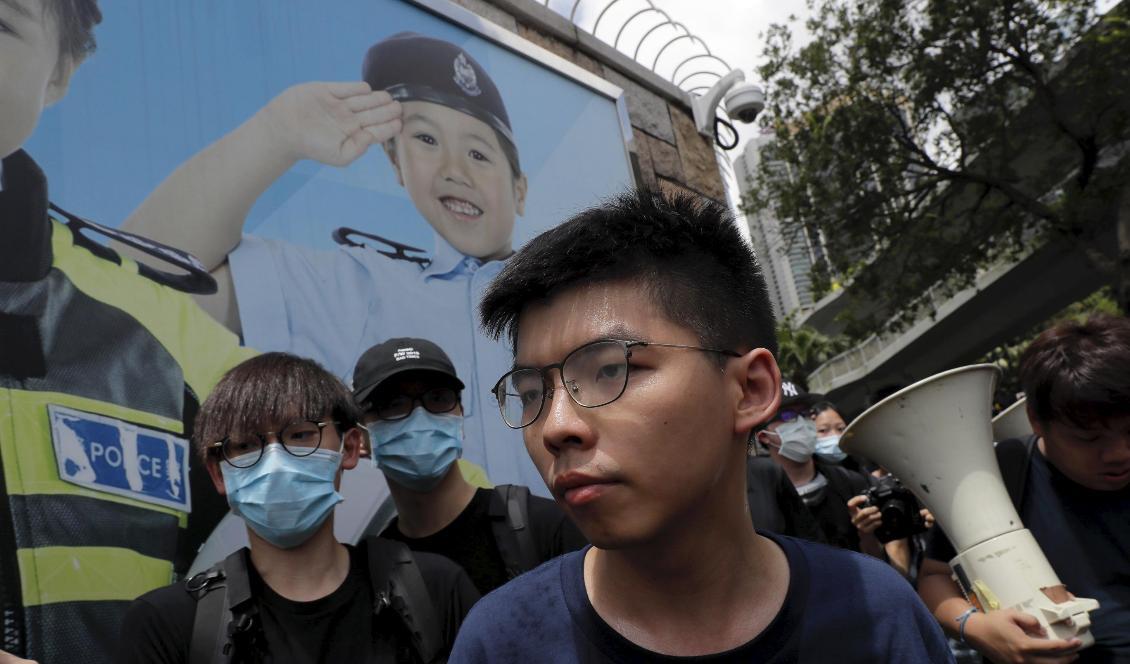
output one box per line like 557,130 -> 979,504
362,31 -> 521,176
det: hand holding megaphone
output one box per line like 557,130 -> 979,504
840,365 -> 1099,651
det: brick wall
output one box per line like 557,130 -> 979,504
449,0 -> 727,202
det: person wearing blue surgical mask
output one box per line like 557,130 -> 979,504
115,353 -> 479,663
811,402 -> 849,463
353,337 -> 586,596
757,383 -> 884,559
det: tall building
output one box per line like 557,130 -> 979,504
733,135 -> 826,321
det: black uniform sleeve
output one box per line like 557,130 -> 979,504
413,551 -> 482,652
527,493 -> 588,559
114,583 -> 197,664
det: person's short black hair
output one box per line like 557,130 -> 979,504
479,188 -> 777,356
1020,314 -> 1130,429
45,0 -> 102,63
193,353 -> 361,461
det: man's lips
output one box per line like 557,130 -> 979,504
1101,467 -> 1130,480
553,470 -> 618,507
441,196 -> 483,219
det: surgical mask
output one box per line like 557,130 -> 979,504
223,445 -> 343,549
775,418 -> 818,462
815,434 -> 848,462
368,408 -> 462,493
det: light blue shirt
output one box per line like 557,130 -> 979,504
229,231 -> 545,494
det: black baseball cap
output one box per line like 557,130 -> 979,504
352,337 -> 465,407
771,381 -> 826,423
362,31 -> 521,175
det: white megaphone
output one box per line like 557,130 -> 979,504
992,396 -> 1034,442
840,365 -> 1099,647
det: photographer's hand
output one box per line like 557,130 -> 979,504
847,494 -> 882,534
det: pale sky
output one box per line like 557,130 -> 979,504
545,0 -> 813,207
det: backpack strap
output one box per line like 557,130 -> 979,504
365,537 -> 442,664
186,548 -> 258,664
995,434 -> 1037,511
488,485 -> 540,577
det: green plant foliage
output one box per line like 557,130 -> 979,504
747,0 -> 1130,339
774,316 -> 852,390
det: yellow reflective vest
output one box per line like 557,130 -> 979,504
0,150 -> 255,662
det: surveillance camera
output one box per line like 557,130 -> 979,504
723,83 -> 765,124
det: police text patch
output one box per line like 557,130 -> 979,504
48,404 -> 192,512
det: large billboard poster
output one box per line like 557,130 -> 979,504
28,0 -> 633,494
9,0 -> 633,659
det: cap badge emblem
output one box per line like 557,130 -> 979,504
453,52 -> 482,97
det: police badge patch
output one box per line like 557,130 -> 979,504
453,52 -> 482,97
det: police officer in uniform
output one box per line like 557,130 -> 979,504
0,2 -> 254,661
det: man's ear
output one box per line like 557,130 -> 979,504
733,349 -> 781,436
383,140 -> 405,187
205,455 -> 228,497
513,173 -> 528,216
1026,402 -> 1046,440
45,57 -> 77,107
340,426 -> 363,471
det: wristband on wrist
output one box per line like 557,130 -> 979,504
956,606 -> 979,644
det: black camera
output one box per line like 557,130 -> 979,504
863,476 -> 928,543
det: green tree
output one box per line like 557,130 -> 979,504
748,0 -> 1130,338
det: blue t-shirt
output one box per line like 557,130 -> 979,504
1023,450 -> 1130,660
450,531 -> 953,663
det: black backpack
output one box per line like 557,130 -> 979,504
487,484 -> 541,579
185,537 -> 442,664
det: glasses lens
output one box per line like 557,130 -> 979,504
778,410 -> 802,422
222,435 -> 262,468
422,387 -> 458,414
280,420 -> 323,456
375,395 -> 414,421
562,340 -> 629,408
496,368 -> 544,429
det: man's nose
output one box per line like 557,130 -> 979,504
539,378 -> 595,457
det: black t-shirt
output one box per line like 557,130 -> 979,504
381,487 -> 587,595
806,461 -> 872,552
745,456 -> 826,543
926,443 -> 1130,662
115,540 -> 480,664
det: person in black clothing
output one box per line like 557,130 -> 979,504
353,337 -> 586,595
116,353 -> 479,663
918,315 -> 1130,664
745,454 -> 826,543
756,383 -> 882,556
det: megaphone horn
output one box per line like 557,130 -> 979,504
840,364 -> 1099,647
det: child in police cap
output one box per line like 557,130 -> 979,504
118,31 -> 544,499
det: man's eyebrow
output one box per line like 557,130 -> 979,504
511,323 -> 651,370
0,0 -> 34,20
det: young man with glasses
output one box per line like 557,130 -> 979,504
452,190 -> 952,662
353,337 -> 585,595
116,353 -> 479,663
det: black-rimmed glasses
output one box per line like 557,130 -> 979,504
209,419 -> 338,468
369,387 -> 460,421
492,339 -> 740,429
